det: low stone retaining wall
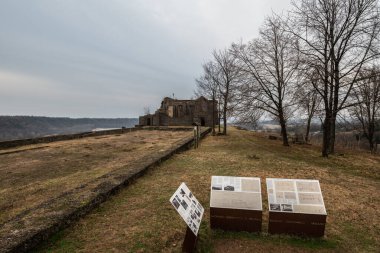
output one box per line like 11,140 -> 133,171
0,127 -> 194,149
1,127 -> 211,253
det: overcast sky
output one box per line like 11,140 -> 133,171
0,0 -> 292,118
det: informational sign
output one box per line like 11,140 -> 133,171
170,182 -> 204,235
210,176 -> 262,210
266,178 -> 326,215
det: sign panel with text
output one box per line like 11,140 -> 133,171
170,182 -> 204,235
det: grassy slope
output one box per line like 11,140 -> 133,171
35,127 -> 380,253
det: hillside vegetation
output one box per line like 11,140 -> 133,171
35,127 -> 380,253
0,116 -> 138,141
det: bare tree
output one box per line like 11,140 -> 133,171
289,0 -> 380,156
143,106 -> 151,115
350,66 -> 380,152
210,48 -> 240,135
296,70 -> 322,143
232,77 -> 264,130
232,16 -> 300,146
195,61 -> 219,135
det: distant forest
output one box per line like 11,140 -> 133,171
0,116 -> 138,141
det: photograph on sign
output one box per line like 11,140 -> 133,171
169,182 -> 204,235
266,178 -> 326,215
211,176 -> 260,193
210,176 -> 262,210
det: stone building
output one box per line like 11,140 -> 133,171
139,96 -> 218,127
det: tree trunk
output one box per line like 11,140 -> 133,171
212,93 -> 216,136
321,37 -> 330,157
330,59 -> 340,155
279,114 -> 289,146
329,114 -> 336,154
369,139 -> 374,153
223,102 -> 227,135
305,115 -> 312,143
322,112 -> 331,157
222,91 -> 228,135
218,100 -> 221,133
368,122 -> 375,153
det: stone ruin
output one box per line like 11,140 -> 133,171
139,96 -> 218,127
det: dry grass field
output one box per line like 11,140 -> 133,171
0,129 -> 193,251
33,127 -> 380,253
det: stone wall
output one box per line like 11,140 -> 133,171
0,127 -> 195,150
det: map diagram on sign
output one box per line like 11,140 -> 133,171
169,182 -> 204,235
266,178 -> 327,215
210,176 -> 262,210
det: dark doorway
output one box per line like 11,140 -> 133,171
200,117 -> 205,126
147,118 -> 151,126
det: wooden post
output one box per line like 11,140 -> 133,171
182,227 -> 197,253
197,126 -> 200,148
193,125 -> 200,149
193,126 -> 197,149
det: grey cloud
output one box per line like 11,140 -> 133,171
0,0 -> 291,117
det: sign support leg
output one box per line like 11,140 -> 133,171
182,227 -> 197,253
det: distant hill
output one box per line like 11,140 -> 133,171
0,116 -> 138,141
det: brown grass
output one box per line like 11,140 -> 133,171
29,127 -> 380,252
0,130 -> 192,225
